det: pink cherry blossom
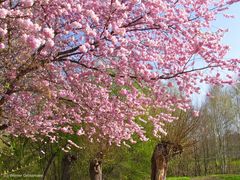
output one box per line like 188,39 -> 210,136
0,0 -> 240,147
0,28 -> 7,36
0,43 -> 5,49
27,36 -> 42,50
22,0 -> 34,7
42,28 -> 55,39
0,8 -> 8,18
79,45 -> 88,53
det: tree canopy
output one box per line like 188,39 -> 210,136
0,0 -> 239,146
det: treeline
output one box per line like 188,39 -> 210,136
168,85 -> 240,177
0,84 -> 239,179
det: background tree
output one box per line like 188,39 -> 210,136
166,84 -> 240,177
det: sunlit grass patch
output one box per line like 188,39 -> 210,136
190,174 -> 240,180
167,177 -> 190,180
167,175 -> 240,180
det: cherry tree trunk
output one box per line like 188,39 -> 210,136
151,142 -> 169,180
89,152 -> 104,180
89,158 -> 103,180
61,153 -> 76,180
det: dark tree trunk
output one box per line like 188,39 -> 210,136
89,152 -> 103,180
151,141 -> 182,180
42,151 -> 57,180
151,142 -> 169,180
61,153 -> 76,180
89,159 -> 102,180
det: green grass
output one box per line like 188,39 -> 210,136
168,175 -> 240,180
167,177 -> 190,180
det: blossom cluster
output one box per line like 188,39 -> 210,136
0,0 -> 239,146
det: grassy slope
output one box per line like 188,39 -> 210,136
167,175 -> 240,180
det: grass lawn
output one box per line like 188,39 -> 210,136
167,174 -> 240,180
167,177 -> 190,180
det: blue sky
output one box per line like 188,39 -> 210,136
215,3 -> 240,59
192,2 -> 240,107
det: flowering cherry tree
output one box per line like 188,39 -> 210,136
0,0 -> 239,146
